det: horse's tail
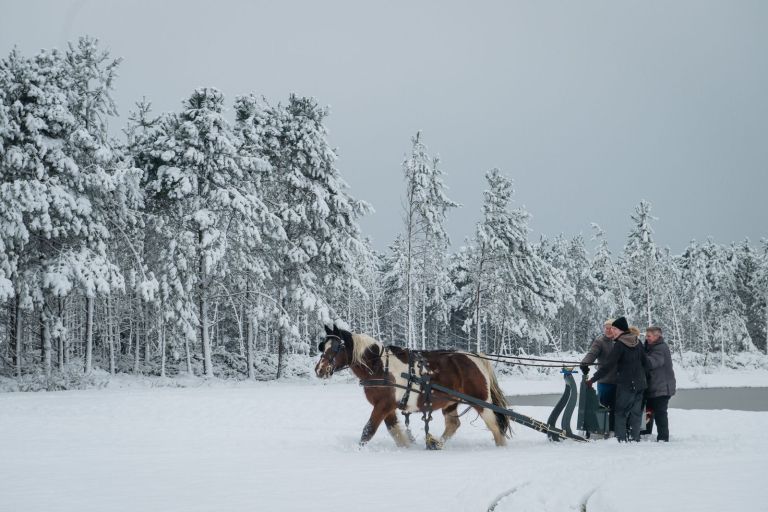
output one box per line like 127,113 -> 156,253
479,358 -> 511,438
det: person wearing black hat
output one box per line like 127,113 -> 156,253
587,316 -> 649,442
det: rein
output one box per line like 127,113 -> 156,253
462,353 -> 588,368
400,349 -> 595,368
321,335 -> 594,375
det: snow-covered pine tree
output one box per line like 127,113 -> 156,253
624,200 -> 661,326
464,169 -> 569,353
238,94 -> 371,377
63,37 -> 143,374
380,234 -> 410,343
445,245 -> 475,350
680,239 -> 752,362
420,156 -> 459,348
540,234 -> 598,351
753,239 -> 768,354
0,44 -> 138,376
0,52 -> 26,376
679,240 -> 711,355
230,94 -> 287,378
590,223 -> 630,319
142,88 -> 282,377
567,235 -> 601,347
397,133 -> 458,349
655,247 -> 686,357
733,239 -> 766,352
123,98 -> 163,374
709,241 -> 753,360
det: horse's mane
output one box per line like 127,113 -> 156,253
350,332 -> 382,369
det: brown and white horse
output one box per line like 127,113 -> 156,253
314,324 -> 510,449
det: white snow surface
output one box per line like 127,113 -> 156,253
0,378 -> 765,512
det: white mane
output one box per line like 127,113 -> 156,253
350,333 -> 383,368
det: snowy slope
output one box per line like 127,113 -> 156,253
0,380 -> 764,512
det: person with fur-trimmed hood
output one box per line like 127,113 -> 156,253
587,317 -> 649,442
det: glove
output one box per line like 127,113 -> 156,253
580,364 -> 590,375
586,379 -> 594,389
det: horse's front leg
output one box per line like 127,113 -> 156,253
360,405 -> 389,446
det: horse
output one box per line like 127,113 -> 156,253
314,324 -> 510,449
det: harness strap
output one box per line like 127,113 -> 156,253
397,351 -> 416,410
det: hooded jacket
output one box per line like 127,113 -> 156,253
644,337 -> 677,398
591,331 -> 649,390
581,335 -> 617,384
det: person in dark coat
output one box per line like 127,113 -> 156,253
580,319 -> 617,432
643,326 -> 676,441
587,316 -> 649,442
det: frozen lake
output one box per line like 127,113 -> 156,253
508,386 -> 768,411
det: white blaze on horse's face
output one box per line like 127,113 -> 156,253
315,341 -> 335,379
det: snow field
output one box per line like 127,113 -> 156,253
0,380 -> 765,512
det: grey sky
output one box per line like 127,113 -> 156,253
2,0 -> 767,253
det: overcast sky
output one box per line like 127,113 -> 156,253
2,0 -> 766,253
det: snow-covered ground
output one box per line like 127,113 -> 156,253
0,378 -> 765,512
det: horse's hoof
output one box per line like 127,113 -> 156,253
406,429 -> 416,443
425,434 -> 443,450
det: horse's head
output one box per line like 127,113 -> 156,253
315,324 -> 352,379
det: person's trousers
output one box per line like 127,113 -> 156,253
597,383 -> 617,432
644,395 -> 671,441
615,386 -> 644,442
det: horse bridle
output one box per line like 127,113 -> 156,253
319,334 -> 348,374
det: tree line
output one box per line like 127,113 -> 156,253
372,138 -> 768,363
1,38 -> 765,382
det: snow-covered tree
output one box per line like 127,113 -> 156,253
237,94 -> 371,377
394,132 -> 458,349
655,247 -> 686,357
733,239 -> 766,352
679,239 -> 753,362
590,223 -> 630,319
0,43 -> 139,377
624,200 -> 660,326
380,234 -> 410,343
462,169 -> 569,353
753,240 -> 768,354
540,234 -> 599,351
140,88 -> 283,377
64,37 -> 143,374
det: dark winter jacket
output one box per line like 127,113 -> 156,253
581,335 -> 617,384
644,337 -> 677,398
591,332 -> 649,391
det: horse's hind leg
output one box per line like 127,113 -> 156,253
478,407 -> 507,447
440,403 -> 461,444
384,411 -> 411,447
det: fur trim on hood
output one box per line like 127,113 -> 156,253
617,332 -> 639,348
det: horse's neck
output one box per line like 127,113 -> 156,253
350,348 -> 385,380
